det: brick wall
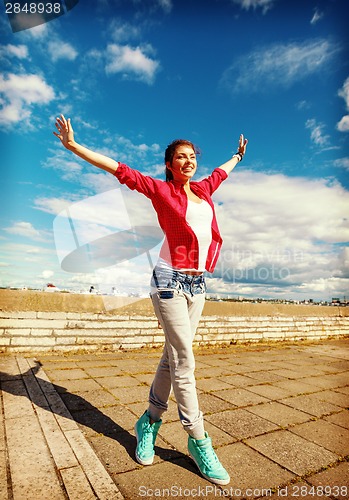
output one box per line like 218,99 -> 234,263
0,311 -> 348,353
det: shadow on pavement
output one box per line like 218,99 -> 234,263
0,361 -> 193,473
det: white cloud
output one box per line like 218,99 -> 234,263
296,100 -> 310,111
41,270 -> 54,279
31,168 -> 349,300
47,41 -> 78,62
102,134 -> 161,163
334,157 -> 349,171
3,222 -> 50,242
157,0 -> 172,12
337,76 -> 349,132
305,118 -> 330,147
79,172 -> 120,193
105,43 -> 160,84
0,44 -> 28,59
337,116 -> 349,132
221,39 -> 339,93
44,147 -> 84,181
109,19 -> 141,42
310,8 -> 324,25
231,0 -> 275,14
338,76 -> 349,108
0,242 -> 52,256
46,131 -> 161,188
36,188 -> 158,229
27,23 -> 49,38
210,170 -> 349,300
34,197 -> 72,215
0,73 -> 55,127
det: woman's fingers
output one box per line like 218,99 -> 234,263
53,131 -> 63,141
55,115 -> 69,132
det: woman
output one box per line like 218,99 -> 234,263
54,115 -> 248,485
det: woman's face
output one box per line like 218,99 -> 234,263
166,145 -> 197,183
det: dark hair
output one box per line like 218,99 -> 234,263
164,139 -> 200,182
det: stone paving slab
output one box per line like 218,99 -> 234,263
246,401 -> 312,427
335,385 -> 349,395
242,370 -> 287,383
205,408 -> 280,439
0,357 -> 123,500
5,413 -> 64,499
195,377 -> 233,392
198,392 -> 233,414
1,339 -> 349,499
83,367 -> 125,378
216,373 -> 260,387
56,378 -> 102,393
246,429 -> 338,476
307,462 -> 349,498
115,457 -> 211,500
109,385 -> 150,405
213,387 -> 270,407
300,373 -> 349,390
217,442 -> 294,493
311,389 -> 349,407
279,393 -> 342,417
290,419 -> 349,456
245,383 -> 292,400
47,368 -> 90,381
324,409 -> 349,429
70,405 -> 136,437
273,379 -> 325,396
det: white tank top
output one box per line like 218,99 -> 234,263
183,199 -> 213,272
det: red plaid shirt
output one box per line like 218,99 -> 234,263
114,163 -> 228,273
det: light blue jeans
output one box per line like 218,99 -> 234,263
148,266 -> 206,439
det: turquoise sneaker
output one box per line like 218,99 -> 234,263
188,432 -> 230,485
134,411 -> 162,465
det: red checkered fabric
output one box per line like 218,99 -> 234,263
114,164 -> 228,273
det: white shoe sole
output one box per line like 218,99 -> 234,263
134,424 -> 154,465
189,452 -> 230,486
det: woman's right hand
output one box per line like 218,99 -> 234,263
53,114 -> 75,149
52,113 -> 119,174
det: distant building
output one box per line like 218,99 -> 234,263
44,283 -> 59,292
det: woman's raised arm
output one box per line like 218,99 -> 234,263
53,114 -> 119,175
218,134 -> 248,175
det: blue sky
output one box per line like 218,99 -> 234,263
1,0 -> 348,302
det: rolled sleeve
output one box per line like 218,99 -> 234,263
197,167 -> 228,196
114,163 -> 160,199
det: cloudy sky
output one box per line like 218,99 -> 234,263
1,0 -> 348,302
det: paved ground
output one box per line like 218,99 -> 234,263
1,339 -> 349,500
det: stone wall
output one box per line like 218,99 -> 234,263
0,311 -> 348,353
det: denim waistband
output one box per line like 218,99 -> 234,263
151,266 -> 206,296
152,267 -> 205,286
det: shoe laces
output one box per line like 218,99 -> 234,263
139,423 -> 155,451
197,443 -> 221,469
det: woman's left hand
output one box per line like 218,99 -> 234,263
237,134 -> 248,157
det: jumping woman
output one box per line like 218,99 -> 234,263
54,115 -> 248,485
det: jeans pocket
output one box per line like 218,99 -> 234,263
158,290 -> 175,299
